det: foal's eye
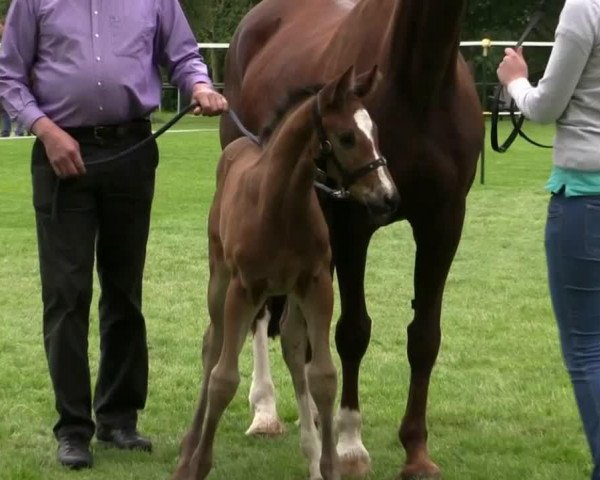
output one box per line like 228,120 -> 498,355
338,132 -> 356,148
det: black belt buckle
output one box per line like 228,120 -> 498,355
93,125 -> 111,142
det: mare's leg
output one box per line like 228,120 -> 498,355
246,307 -> 285,436
299,270 -> 339,480
328,206 -> 375,477
188,277 -> 258,479
398,200 -> 466,480
172,261 -> 228,480
280,300 -> 322,480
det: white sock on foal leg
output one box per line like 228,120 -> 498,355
246,310 -> 285,436
295,364 -> 320,428
297,386 -> 323,480
336,408 -> 371,477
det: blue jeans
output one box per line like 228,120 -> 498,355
546,192 -> 600,480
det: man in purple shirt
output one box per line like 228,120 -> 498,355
0,0 -> 228,470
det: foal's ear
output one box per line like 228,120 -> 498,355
354,65 -> 381,98
321,65 -> 356,108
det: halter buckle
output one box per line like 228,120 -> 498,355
320,140 -> 333,155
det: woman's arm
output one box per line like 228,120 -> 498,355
498,0 -> 596,124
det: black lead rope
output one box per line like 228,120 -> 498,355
49,100 -> 344,220
51,102 -> 199,220
228,109 -> 260,145
490,0 -> 553,153
86,102 -> 197,167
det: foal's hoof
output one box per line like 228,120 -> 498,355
398,460 -> 441,480
245,413 -> 286,437
337,444 -> 371,478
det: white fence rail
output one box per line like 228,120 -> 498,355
198,41 -> 556,49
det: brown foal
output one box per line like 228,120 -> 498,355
172,67 -> 398,480
220,1 -> 484,478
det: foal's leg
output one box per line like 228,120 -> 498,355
280,300 -> 322,480
188,277 -> 258,480
299,271 -> 339,480
246,307 -> 285,436
172,262 -> 228,480
328,206 -> 375,477
398,201 -> 465,480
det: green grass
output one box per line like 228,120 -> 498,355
0,118 -> 591,479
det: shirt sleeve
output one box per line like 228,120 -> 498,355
0,0 -> 46,130
507,0 -> 596,124
156,0 -> 213,96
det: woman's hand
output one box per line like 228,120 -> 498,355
497,47 -> 529,86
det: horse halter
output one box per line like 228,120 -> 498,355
312,92 -> 388,200
490,0 -> 553,153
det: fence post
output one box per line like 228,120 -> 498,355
480,38 -> 491,185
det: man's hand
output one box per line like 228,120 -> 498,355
32,117 -> 86,178
191,83 -> 228,116
497,47 -> 529,86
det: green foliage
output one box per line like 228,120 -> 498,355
179,0 -> 565,43
0,0 -> 10,17
182,0 -> 260,42
178,1 -> 564,86
0,0 -> 566,41
463,0 -> 563,41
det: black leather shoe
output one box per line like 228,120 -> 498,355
96,427 -> 152,452
57,436 -> 93,469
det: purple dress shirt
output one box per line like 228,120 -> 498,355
0,0 -> 212,129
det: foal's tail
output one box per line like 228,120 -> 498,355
266,296 -> 286,338
250,295 -> 286,338
252,295 -> 312,363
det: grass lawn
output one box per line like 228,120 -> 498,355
0,118 -> 591,479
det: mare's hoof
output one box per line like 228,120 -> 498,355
337,445 -> 371,478
398,460 -> 441,480
245,413 -> 286,437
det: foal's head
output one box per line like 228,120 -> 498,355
314,66 -> 399,221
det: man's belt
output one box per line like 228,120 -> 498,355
63,119 -> 151,142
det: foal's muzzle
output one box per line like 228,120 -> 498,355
355,165 -> 400,224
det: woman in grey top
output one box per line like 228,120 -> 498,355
498,1 -> 600,478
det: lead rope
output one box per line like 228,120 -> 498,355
490,0 -> 553,153
51,103 -> 202,220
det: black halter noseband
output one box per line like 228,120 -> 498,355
311,93 -> 387,200
490,0 -> 553,153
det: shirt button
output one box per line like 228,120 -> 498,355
97,81 -> 102,86
94,10 -> 98,15
94,33 -> 99,38
96,56 -> 101,62
99,106 -> 104,111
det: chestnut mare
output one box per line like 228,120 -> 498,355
172,67 -> 398,480
219,1 -> 483,479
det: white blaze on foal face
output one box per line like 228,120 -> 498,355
353,108 -> 395,194
353,108 -> 378,158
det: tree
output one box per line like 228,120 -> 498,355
177,0 -> 564,81
180,0 -> 260,82
0,0 -> 10,17
464,0 -> 562,41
